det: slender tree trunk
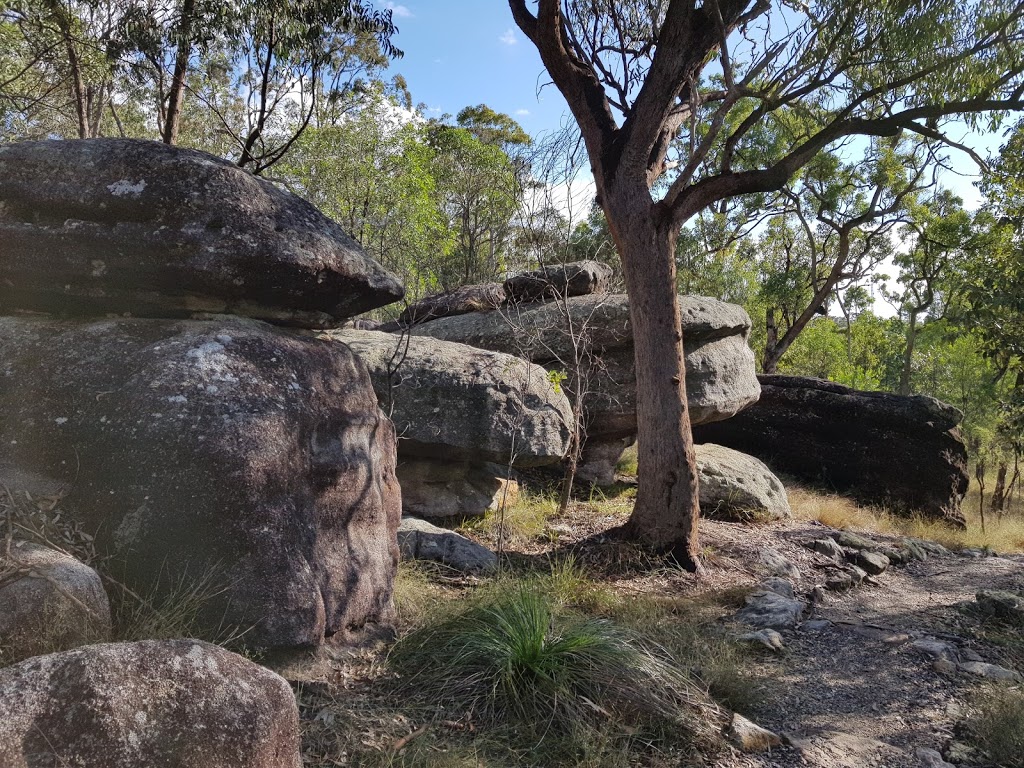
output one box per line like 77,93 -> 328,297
43,0 -> 89,138
991,461 -> 1008,517
764,308 -> 779,373
899,309 -> 919,395
163,0 -> 196,145
610,192 -> 700,570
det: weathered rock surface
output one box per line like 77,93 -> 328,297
726,713 -> 782,752
397,518 -> 497,573
854,550 -> 890,576
396,460 -> 517,519
323,329 -> 573,467
736,589 -> 805,629
0,639 -> 302,767
0,139 -> 403,326
695,444 -> 790,521
0,541 -> 111,665
973,589 -> 1024,625
410,293 -> 760,483
504,260 -> 613,303
398,283 -> 505,326
758,547 -> 800,580
0,316 -> 400,651
693,375 -> 969,524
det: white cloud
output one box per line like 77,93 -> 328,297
384,2 -> 412,17
499,28 -> 518,45
515,109 -> 530,117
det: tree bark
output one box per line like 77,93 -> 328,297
764,308 -> 779,373
899,309 -> 919,395
162,0 -> 196,146
610,191 -> 701,569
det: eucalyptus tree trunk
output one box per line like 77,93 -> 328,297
607,185 -> 701,568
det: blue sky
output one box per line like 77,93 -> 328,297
382,2 -> 570,137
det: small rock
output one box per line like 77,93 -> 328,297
825,571 -> 856,592
907,538 -> 950,557
901,540 -> 929,561
831,530 -> 877,550
736,590 -> 804,629
974,589 -> 1024,625
0,541 -> 111,665
945,741 -> 981,764
737,629 -> 786,652
801,619 -> 833,632
806,538 -> 845,561
855,550 -> 890,576
761,577 -> 796,599
758,547 -> 800,579
912,639 -> 958,661
916,747 -> 955,768
960,648 -> 984,662
957,661 -> 1022,682
960,547 -> 992,558
933,657 -> 958,675
726,713 -> 782,753
397,517 -> 497,573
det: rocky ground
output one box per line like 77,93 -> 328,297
706,519 -> 1024,768
288,494 -> 1024,767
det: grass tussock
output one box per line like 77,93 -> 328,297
387,582 -> 724,762
614,445 -> 639,477
108,563 -> 251,648
458,488 -> 560,549
964,684 -> 1024,767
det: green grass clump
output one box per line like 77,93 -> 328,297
387,586 -> 721,760
459,488 -> 559,549
965,685 -> 1024,767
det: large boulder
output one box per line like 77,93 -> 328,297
695,444 -> 791,521
0,139 -> 404,327
322,329 -> 574,467
409,293 -> 760,484
693,375 -> 969,525
0,541 -> 111,665
504,260 -> 613,303
0,316 -> 400,651
0,639 -> 302,767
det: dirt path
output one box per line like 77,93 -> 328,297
721,530 -> 1024,768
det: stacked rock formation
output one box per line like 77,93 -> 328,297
405,282 -> 762,485
0,139 -> 405,652
693,375 -> 970,524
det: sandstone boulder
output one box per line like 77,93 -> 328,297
410,293 -> 760,484
396,460 -> 517,519
693,375 -> 969,524
0,139 -> 403,327
398,283 -> 505,325
0,316 -> 400,651
323,329 -> 574,467
0,541 -> 111,665
695,444 -> 790,521
504,260 -> 613,303
397,517 -> 498,573
0,639 -> 302,767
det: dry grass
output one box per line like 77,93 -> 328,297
964,684 -> 1024,767
457,487 -> 560,550
787,481 -> 1024,554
